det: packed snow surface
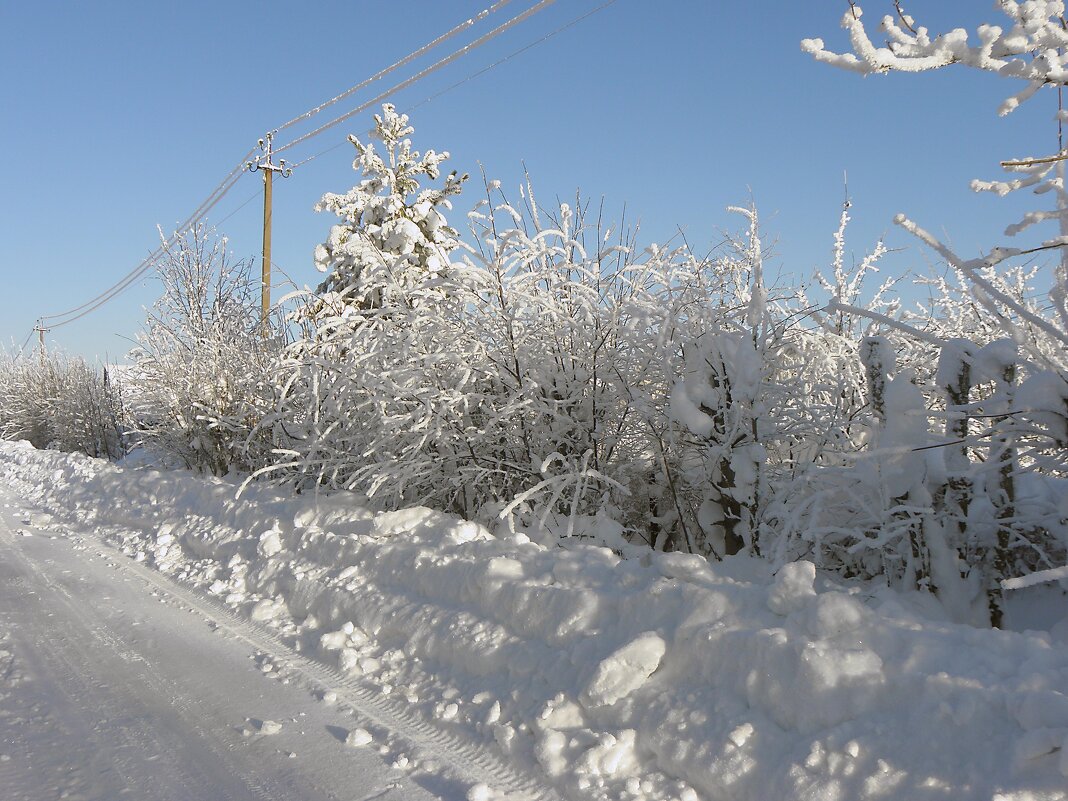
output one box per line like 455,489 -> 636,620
0,494 -> 445,800
2,440 -> 1067,801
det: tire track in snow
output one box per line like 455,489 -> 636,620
64,528 -> 566,801
0,519 -> 294,801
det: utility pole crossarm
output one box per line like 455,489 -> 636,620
246,131 -> 293,326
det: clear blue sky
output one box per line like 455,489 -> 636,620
0,1 -> 1059,361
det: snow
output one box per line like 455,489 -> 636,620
0,492 -> 444,801
767,560 -> 817,615
1018,371 -> 1068,444
876,371 -> 931,497
257,719 -> 284,735
345,727 -> 374,747
2,439 -> 1068,801
976,338 -> 1021,383
579,633 -> 667,709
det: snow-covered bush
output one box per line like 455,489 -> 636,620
661,205 -> 844,558
272,109 -> 873,558
0,348 -> 125,459
451,184 -> 645,534
454,184 -> 775,552
805,2 -> 1068,620
264,96 -> 1060,624
746,202 -> 923,577
128,224 -> 283,475
272,158 -> 650,532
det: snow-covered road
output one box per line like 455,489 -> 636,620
0,488 -> 518,801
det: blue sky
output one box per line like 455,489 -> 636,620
0,1 -> 1060,361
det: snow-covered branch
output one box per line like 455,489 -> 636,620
802,2 -> 1068,115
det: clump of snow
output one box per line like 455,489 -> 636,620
580,633 -> 667,709
258,528 -> 283,558
767,560 -> 816,615
344,728 -> 372,747
250,598 -> 285,622
257,719 -> 282,735
975,338 -> 1020,383
804,591 -> 868,638
1018,371 -> 1068,445
580,729 -> 639,776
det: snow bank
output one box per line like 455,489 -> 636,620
2,440 -> 1067,801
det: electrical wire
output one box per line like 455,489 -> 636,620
274,0 -> 515,135
33,3 -> 522,330
213,188 -> 261,228
405,1 -> 618,117
40,149 -> 257,328
39,249 -> 162,327
273,0 -> 559,158
17,326 -> 36,356
43,168 -> 248,329
287,0 -> 620,171
34,0 -> 564,331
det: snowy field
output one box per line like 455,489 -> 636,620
2,439 -> 1067,801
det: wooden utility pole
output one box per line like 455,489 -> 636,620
246,132 -> 291,326
34,321 -> 47,365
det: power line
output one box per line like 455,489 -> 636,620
40,150 -> 256,328
273,0 -> 559,158
289,0 -> 621,172
41,150 -> 254,324
34,0 -> 562,332
274,0 -> 516,136
214,188 -> 261,228
43,168 -> 249,329
54,165 -> 264,330
33,4 -> 524,331
16,326 -> 36,356
406,2 -> 619,119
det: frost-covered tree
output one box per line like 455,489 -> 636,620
0,348 -> 125,459
129,224 -> 281,475
802,2 -> 1068,115
270,106 -> 476,499
805,3 -> 1068,613
312,103 -> 467,310
803,3 -> 1068,354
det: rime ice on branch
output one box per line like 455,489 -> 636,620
802,2 -> 1068,117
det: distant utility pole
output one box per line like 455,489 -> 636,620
246,132 -> 292,326
34,320 -> 47,363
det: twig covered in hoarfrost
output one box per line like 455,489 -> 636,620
894,214 -> 1068,351
802,2 -> 1068,115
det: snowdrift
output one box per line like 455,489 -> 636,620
2,440 -> 1066,801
